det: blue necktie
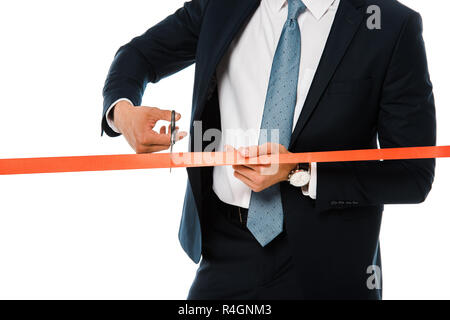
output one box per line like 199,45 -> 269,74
247,0 -> 306,247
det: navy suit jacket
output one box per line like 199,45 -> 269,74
102,0 -> 436,299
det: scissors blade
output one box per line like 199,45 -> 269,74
169,110 -> 176,173
170,144 -> 174,173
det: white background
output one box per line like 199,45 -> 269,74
0,0 -> 448,300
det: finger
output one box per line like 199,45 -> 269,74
248,145 -> 260,158
234,171 -> 257,190
233,165 -> 259,180
238,147 -> 249,157
135,144 -> 171,154
142,130 -> 187,146
175,131 -> 188,142
238,146 -> 259,158
233,164 -> 257,172
160,126 -> 167,135
235,164 -> 271,172
147,107 -> 181,122
258,143 -> 287,156
237,147 -> 272,165
258,143 -> 274,156
233,164 -> 248,171
141,131 -> 171,146
164,126 -> 187,142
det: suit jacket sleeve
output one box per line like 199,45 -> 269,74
316,12 -> 437,211
101,0 -> 210,137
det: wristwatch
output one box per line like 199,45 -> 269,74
287,163 -> 311,187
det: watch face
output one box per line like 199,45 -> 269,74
290,171 -> 311,187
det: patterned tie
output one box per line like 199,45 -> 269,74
247,0 -> 306,247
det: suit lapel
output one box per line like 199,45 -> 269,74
192,0 -> 261,122
289,0 -> 365,149
187,0 -> 261,214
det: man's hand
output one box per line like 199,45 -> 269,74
112,100 -> 187,154
231,143 -> 298,193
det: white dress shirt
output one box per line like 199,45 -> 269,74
213,0 -> 339,208
106,0 -> 340,209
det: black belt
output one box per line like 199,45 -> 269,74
211,192 -> 249,227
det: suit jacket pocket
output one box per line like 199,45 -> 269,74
335,204 -> 383,221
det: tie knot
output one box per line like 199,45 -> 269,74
288,0 -> 306,20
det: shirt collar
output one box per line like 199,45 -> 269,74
275,0 -> 337,20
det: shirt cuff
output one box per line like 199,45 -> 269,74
105,98 -> 134,134
301,162 -> 317,200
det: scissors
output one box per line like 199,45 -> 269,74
169,110 -> 177,172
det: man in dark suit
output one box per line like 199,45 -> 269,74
102,0 -> 436,300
